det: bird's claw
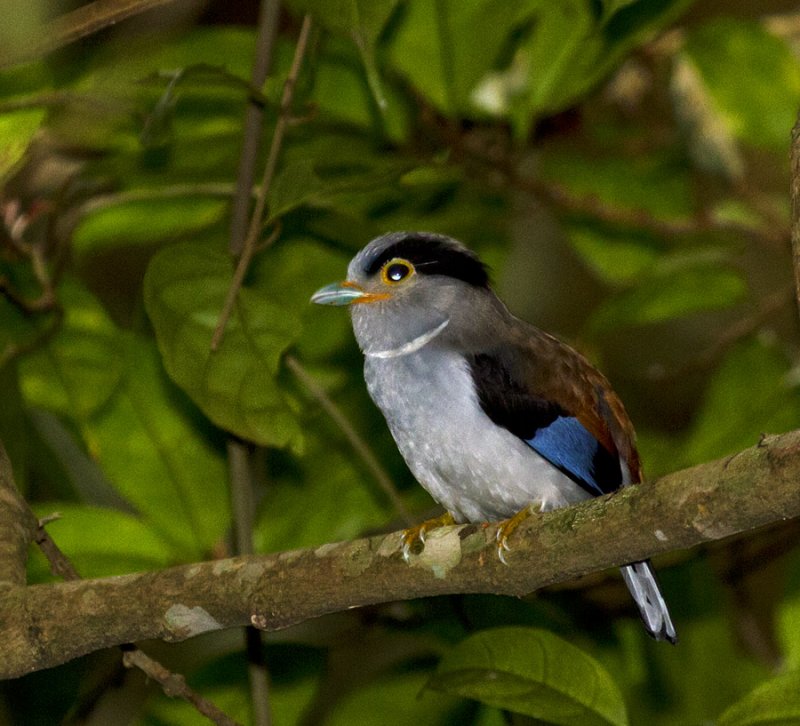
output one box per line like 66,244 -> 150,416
494,505 -> 534,566
495,527 -> 512,565
400,512 -> 456,563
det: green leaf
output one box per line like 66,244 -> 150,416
613,572 -> 771,725
268,154 -> 414,223
289,0 -> 400,110
517,0 -> 594,118
389,0 -> 540,115
144,240 -> 302,449
85,333 -> 230,559
429,627 -> 628,726
718,671 -> 800,726
684,19 -> 800,152
537,148 -> 693,220
28,409 -> 132,510
310,37 -> 410,139
0,108 -> 44,180
80,27 -> 258,91
247,236 -> 354,362
473,0 -> 694,131
74,196 -> 227,253
589,250 -> 745,332
254,431 -> 392,552
682,338 -> 800,466
779,588 -> 800,671
28,503 -> 174,579
329,670 -> 468,726
670,53 -> 744,180
567,224 -> 662,283
18,278 -> 124,421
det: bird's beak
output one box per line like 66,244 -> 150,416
310,281 -> 390,306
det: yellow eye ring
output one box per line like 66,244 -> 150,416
381,258 -> 415,285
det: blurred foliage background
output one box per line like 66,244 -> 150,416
2,0 -> 800,724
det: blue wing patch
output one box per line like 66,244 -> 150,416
526,416 -> 605,496
467,352 -> 623,496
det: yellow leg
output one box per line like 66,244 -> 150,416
495,505 -> 535,565
400,512 -> 455,562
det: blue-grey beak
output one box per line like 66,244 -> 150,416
310,281 -> 389,306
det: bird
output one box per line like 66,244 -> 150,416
311,231 -> 677,643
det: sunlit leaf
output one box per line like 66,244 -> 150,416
18,278 -> 124,420
476,0 -> 694,132
311,37 -> 410,139
567,224 -> 662,283
389,0 -> 539,114
144,240 -> 302,450
73,196 -> 228,253
86,333 -> 229,559
288,0 -> 400,110
684,19 -> 800,152
718,671 -> 800,726
682,338 -> 800,466
28,503 -> 174,579
516,0 -> 594,120
0,109 -> 44,180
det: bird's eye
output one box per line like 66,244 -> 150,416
381,259 -> 414,285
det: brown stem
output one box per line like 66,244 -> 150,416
790,109 -> 800,316
0,0 -> 181,68
123,649 -> 244,726
211,15 -> 314,352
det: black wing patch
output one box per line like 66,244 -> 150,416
467,352 -> 622,496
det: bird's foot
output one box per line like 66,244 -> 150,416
495,505 -> 535,565
400,512 -> 456,563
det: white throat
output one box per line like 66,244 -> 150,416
365,318 -> 449,359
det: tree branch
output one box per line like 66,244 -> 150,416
0,0 -> 181,68
2,429 -> 800,679
790,108 -> 800,314
0,443 -> 37,588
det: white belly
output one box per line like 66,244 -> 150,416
364,348 -> 589,523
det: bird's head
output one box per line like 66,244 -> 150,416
311,232 -> 499,357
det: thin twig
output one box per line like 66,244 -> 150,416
223,7 -> 285,725
31,508 -> 240,724
790,110 -> 800,316
211,14 -> 313,351
123,650 -> 243,726
229,0 -> 283,257
285,355 -> 413,525
0,0 -> 181,68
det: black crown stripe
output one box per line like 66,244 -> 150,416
363,233 -> 489,288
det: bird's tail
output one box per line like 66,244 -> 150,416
620,560 -> 677,644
